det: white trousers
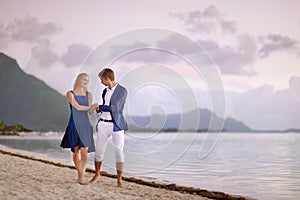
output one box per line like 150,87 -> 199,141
94,121 -> 124,162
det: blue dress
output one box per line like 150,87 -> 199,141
60,91 -> 95,153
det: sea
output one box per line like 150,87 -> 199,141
0,132 -> 299,200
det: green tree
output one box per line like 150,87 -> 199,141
0,121 -> 5,131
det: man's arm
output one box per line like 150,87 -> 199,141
97,105 -> 112,113
110,87 -> 127,113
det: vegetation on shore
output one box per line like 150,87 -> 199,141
0,121 -> 32,135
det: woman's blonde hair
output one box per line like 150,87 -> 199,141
73,73 -> 89,92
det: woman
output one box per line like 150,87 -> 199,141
60,73 -> 97,185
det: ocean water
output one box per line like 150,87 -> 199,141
0,132 -> 299,200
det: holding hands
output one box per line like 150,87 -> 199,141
91,103 -> 99,111
88,103 -> 99,114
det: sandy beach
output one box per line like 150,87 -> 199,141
0,146 -> 251,200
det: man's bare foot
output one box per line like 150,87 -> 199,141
89,174 -> 100,183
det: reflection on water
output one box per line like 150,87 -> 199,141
0,133 -> 299,200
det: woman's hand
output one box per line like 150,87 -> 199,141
88,103 -> 99,114
92,103 -> 99,111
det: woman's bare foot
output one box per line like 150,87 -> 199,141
89,174 -> 100,183
78,178 -> 88,185
78,181 -> 88,185
117,179 -> 122,187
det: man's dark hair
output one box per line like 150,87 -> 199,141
98,68 -> 115,81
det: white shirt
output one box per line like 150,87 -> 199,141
101,83 -> 118,120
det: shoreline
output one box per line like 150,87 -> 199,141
0,146 -> 254,200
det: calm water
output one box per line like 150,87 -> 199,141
0,132 -> 299,200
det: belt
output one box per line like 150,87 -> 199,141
99,118 -> 113,123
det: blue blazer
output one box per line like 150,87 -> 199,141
97,84 -> 128,131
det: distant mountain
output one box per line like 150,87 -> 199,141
0,53 -> 69,131
0,52 -> 252,132
127,108 -> 252,132
283,128 -> 300,133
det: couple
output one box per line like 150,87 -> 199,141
60,68 -> 128,186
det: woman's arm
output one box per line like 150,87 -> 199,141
66,91 -> 90,111
88,92 -> 95,115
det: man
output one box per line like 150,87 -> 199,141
90,68 -> 128,187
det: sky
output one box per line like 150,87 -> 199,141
1,0 -> 300,130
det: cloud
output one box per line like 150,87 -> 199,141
104,32 -> 297,78
27,41 -> 93,70
116,48 -> 182,64
258,34 -> 299,58
258,34 -> 300,57
228,76 -> 300,130
29,39 -> 59,68
170,6 -> 258,75
157,33 -> 257,75
5,16 -> 62,43
61,43 -> 92,67
170,5 -> 300,76
170,5 -> 237,34
107,33 -> 257,75
108,40 -> 182,64
199,34 -> 257,75
0,23 -> 9,49
109,34 -> 211,64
